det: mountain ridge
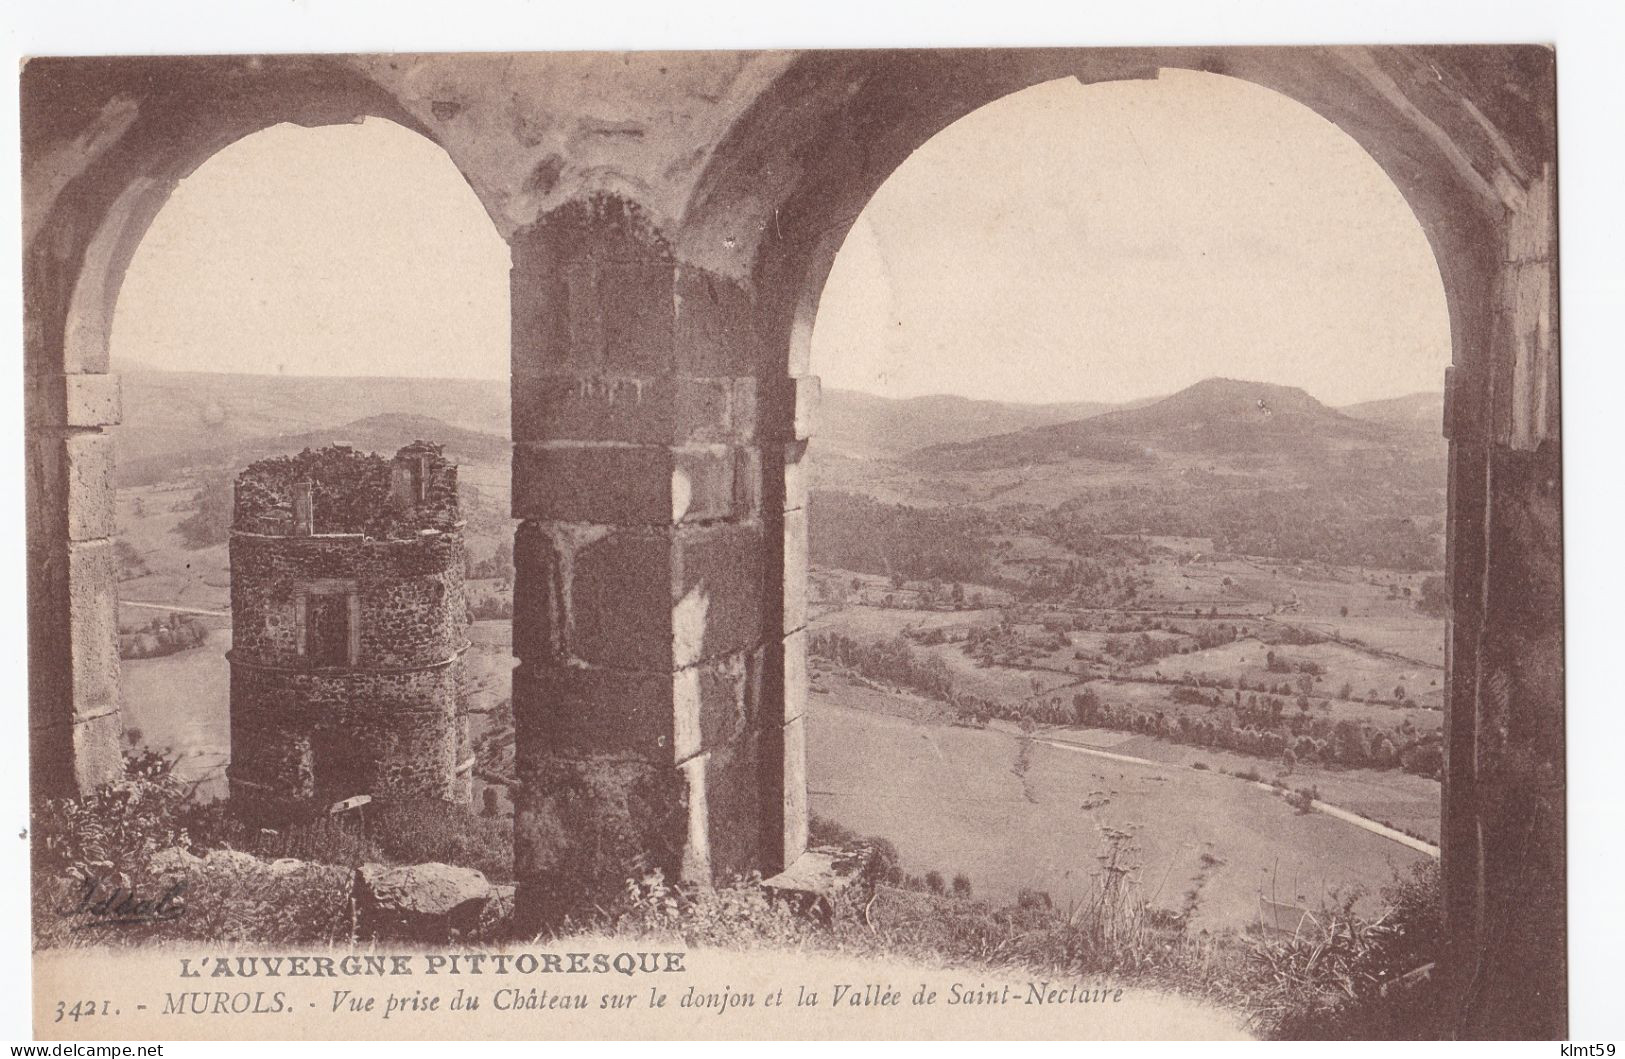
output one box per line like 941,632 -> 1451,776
909,377 -> 1421,471
110,363 -> 1443,477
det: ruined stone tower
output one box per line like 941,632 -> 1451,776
227,441 -> 473,819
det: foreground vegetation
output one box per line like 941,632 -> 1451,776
32,752 -> 513,948
32,753 -> 1446,1038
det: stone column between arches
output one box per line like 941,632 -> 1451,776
26,370 -> 126,797
507,197 -> 806,926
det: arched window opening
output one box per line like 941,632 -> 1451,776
801,71 -> 1451,930
108,117 -> 513,813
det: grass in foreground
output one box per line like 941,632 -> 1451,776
31,752 -> 1446,1038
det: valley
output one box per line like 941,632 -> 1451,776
110,365 -> 1448,933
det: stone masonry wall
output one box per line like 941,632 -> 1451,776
228,661 -> 467,810
228,445 -> 471,820
230,532 -> 467,668
507,198 -> 786,925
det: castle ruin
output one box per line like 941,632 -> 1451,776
226,441 -> 473,819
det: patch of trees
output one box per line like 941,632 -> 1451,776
1416,575 -> 1448,617
1269,625 -> 1328,647
1188,623 -> 1240,650
962,623 -> 1062,663
1069,686 -> 1443,778
809,625 -> 1441,777
467,594 -> 513,620
1021,558 -> 1146,605
811,630 -> 1076,726
469,539 -> 514,582
1024,511 -> 1149,562
114,539 -> 150,581
810,632 -> 955,702
119,613 -> 209,659
1265,650 -> 1323,675
1102,632 -> 1182,666
1045,481 -> 1444,571
173,473 -> 234,549
809,491 -> 999,585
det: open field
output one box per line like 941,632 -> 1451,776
807,678 -> 1432,931
810,545 -> 1446,717
116,483 -> 232,611
805,530 -> 1446,912
1124,637 -> 1445,711
1042,728 -> 1441,844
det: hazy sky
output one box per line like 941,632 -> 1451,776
115,71 -> 1450,404
112,117 -> 511,378
810,71 -> 1451,406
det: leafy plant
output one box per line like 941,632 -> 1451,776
1245,861 -> 1443,1038
33,751 -> 198,881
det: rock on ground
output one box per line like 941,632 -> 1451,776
353,862 -> 495,940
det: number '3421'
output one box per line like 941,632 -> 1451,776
53,998 -> 116,1023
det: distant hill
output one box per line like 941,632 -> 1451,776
113,365 -> 1143,467
117,412 -> 510,487
111,363 -> 509,468
812,378 -> 1451,572
1340,392 -> 1445,434
912,378 -> 1391,471
815,388 -> 1136,459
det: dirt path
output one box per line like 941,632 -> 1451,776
1034,736 -> 1439,858
121,599 -> 231,618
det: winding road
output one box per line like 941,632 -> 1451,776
1033,736 -> 1440,858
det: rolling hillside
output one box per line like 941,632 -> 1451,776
111,361 -> 509,472
117,412 -> 511,487
114,365 -> 1126,470
1341,391 -> 1445,434
911,379 -> 1405,471
815,388 -> 1134,459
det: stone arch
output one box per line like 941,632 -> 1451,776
22,48 -> 1561,1036
22,55 -> 503,798
676,46 -> 1560,1036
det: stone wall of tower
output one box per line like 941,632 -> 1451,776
226,443 -> 472,819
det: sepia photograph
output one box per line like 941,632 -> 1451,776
8,17 -> 1593,1043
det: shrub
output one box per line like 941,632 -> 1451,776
610,869 -> 812,950
34,856 -> 353,949
367,798 -> 514,882
809,815 -> 905,888
1016,888 -> 1053,911
33,751 -> 197,879
1247,862 -> 1444,1038
255,815 -> 382,867
31,754 -> 354,948
119,614 -> 210,660
468,594 -> 514,620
